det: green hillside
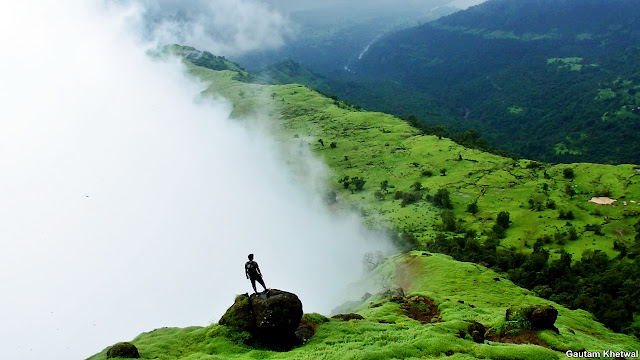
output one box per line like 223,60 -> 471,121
188,52 -> 640,334
88,252 -> 639,360
88,49 -> 640,358
188,55 -> 640,259
318,0 -> 640,164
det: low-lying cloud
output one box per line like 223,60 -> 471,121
121,0 -> 295,56
0,1 -> 390,359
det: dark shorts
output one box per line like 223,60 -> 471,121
250,275 -> 265,288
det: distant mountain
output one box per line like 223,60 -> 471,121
255,60 -> 333,92
234,4 -> 458,74
339,0 -> 640,163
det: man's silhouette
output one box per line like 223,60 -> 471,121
245,254 -> 267,294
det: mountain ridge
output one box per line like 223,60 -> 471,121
87,45 -> 640,359
316,0 -> 640,164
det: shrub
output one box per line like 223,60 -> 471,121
467,201 -> 479,214
326,190 -> 337,204
301,313 -> 329,327
401,192 -> 422,207
492,224 -> 506,239
380,180 -> 389,193
585,223 -> 603,235
546,200 -> 556,209
441,210 -> 457,232
411,181 -> 423,192
433,188 -> 453,209
563,168 -> 575,179
496,211 -> 510,229
559,210 -> 574,220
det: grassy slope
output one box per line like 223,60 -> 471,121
88,59 -> 640,359
190,63 -> 640,261
88,253 -> 639,360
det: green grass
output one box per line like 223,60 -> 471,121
88,253 -> 640,360
184,60 -> 640,261
87,56 -> 640,359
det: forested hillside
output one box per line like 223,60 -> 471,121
313,0 -> 640,164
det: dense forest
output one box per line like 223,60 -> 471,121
255,0 -> 640,164
345,0 -> 640,164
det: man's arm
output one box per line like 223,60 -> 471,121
245,264 -> 249,279
256,263 -> 262,276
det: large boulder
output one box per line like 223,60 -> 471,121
530,305 -> 559,330
331,313 -> 365,321
467,321 -> 486,344
219,289 -> 305,350
106,342 -> 139,359
219,294 -> 254,334
506,305 -> 558,331
295,321 -> 315,345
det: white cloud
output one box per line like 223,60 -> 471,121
127,0 -> 295,56
0,1 -> 390,359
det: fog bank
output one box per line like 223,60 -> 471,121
0,1 -> 390,359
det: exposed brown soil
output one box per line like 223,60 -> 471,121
486,327 -> 549,348
400,295 -> 441,324
331,313 -> 364,321
395,254 -> 423,292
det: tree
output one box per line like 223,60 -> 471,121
496,211 -> 510,229
326,190 -> 337,204
568,227 -> 578,240
433,188 -> 453,209
559,210 -> 574,220
338,176 -> 350,189
565,184 -> 576,198
380,180 -> 389,193
363,251 -> 386,272
492,224 -> 506,239
349,177 -> 366,192
563,168 -> 575,179
441,210 -> 457,232
467,201 -> 479,214
411,181 -> 423,192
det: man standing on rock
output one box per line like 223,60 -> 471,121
245,254 -> 268,294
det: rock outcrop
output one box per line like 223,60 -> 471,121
331,313 -> 365,321
295,321 -> 315,344
467,321 -> 486,344
106,342 -> 140,359
506,305 -> 559,332
219,289 -> 307,350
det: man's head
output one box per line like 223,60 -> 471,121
248,254 -> 254,260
